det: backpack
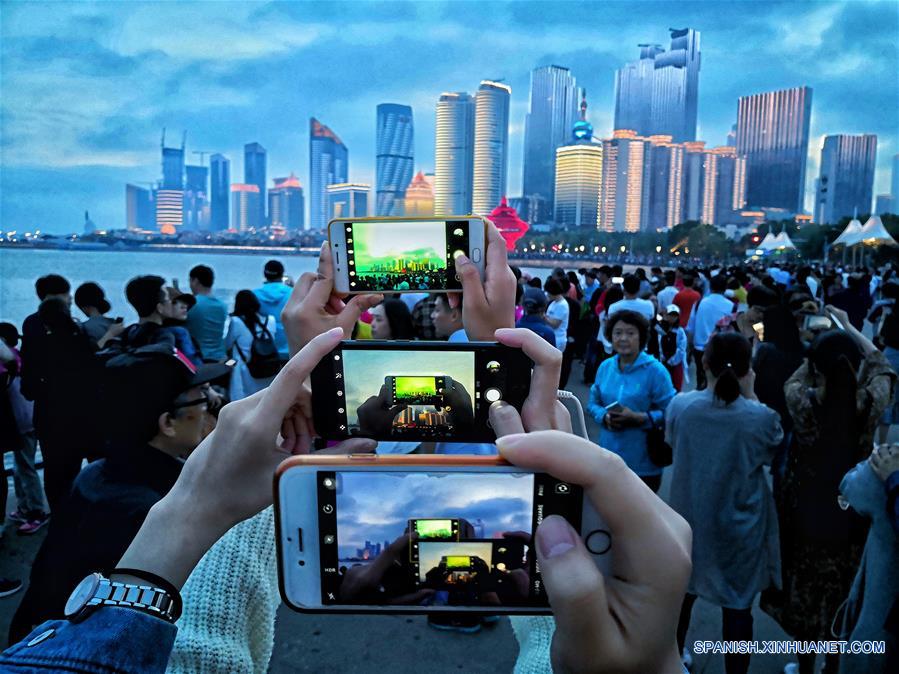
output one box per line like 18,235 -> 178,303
234,316 -> 281,379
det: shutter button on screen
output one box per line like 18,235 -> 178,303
484,388 -> 502,403
585,529 -> 612,555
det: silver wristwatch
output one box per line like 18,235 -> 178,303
64,573 -> 179,623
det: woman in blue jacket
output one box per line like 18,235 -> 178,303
588,309 -> 676,492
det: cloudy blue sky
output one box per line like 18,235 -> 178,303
1,0 -> 897,234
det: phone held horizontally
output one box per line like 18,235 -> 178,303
275,455 -> 613,614
328,216 -> 487,294
311,341 -> 532,443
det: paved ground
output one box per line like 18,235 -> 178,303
0,360 -> 835,673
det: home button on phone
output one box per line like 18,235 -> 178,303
585,529 -> 612,555
472,248 -> 481,262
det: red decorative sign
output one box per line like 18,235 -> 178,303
487,196 -> 529,251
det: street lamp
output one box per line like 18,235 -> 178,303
620,244 -> 626,253
594,245 -> 600,253
656,245 -> 662,253
601,246 -> 607,253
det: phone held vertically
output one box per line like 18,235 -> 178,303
328,216 -> 487,294
311,341 -> 532,443
275,455 -> 612,614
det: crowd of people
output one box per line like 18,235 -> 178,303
0,226 -> 897,673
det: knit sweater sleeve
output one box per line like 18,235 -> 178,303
166,508 -> 280,674
510,616 -> 555,673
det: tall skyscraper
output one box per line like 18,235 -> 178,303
814,134 -> 877,224
244,142 -> 267,227
230,184 -> 261,232
327,183 -> 370,219
434,92 -> 475,215
645,136 -> 686,231
399,171 -> 435,216
876,194 -> 892,216
554,93 -> 602,229
600,130 -> 647,233
736,86 -> 813,212
157,130 -> 185,231
375,104 -> 414,216
701,146 -> 747,225
309,118 -> 348,230
268,174 -> 305,230
682,141 -> 707,222
183,165 -> 209,231
613,29 -> 701,142
209,154 -> 230,231
472,81 -> 512,215
522,65 -> 580,213
125,184 -> 154,231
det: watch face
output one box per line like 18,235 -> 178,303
64,574 -> 101,618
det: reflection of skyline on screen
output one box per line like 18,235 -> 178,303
333,471 -> 533,560
342,350 -> 473,427
352,221 -> 446,272
418,542 -> 493,581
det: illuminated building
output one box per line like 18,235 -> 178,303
614,29 -> 701,143
310,118 -> 348,230
326,183 -> 369,219
876,194 -> 892,216
157,130 -> 185,230
125,184 -> 154,231
183,164 -> 209,231
376,104 -> 414,216
244,142 -> 267,227
736,86 -> 812,212
645,136 -> 686,231
398,171 -> 434,216
435,92 -> 474,215
230,184 -> 261,232
472,80 -> 512,215
268,174 -> 304,230
553,92 -> 602,229
522,65 -> 580,213
814,134 -> 877,224
700,146 -> 747,225
600,130 -> 646,233
209,154 -> 230,231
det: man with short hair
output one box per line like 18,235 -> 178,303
673,275 -> 701,328
254,260 -> 292,360
687,274 -> 736,390
515,289 -> 555,346
657,271 -> 678,310
9,346 -> 230,642
74,282 -> 115,345
582,271 -> 601,302
543,278 -> 569,353
122,276 -> 175,349
431,294 -> 466,342
185,265 -> 227,362
608,275 -> 655,322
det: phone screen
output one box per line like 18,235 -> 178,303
804,315 -> 833,331
312,342 -> 531,442
316,470 -> 582,608
343,220 -> 470,292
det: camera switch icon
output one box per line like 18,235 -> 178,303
555,483 -> 571,495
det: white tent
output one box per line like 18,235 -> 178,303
758,232 -> 778,250
773,231 -> 797,250
855,215 -> 897,247
832,218 -> 863,246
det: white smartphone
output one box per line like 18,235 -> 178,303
328,216 -> 487,294
275,455 -> 612,614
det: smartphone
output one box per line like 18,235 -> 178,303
611,276 -> 625,285
386,375 -> 451,407
311,341 -> 532,443
803,315 -> 833,331
752,321 -> 764,342
329,217 -> 487,294
275,455 -> 612,614
605,401 -> 623,413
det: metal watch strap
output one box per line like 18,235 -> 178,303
87,577 -> 178,622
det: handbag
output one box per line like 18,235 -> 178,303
646,422 -> 672,468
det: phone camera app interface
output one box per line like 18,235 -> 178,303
316,471 -> 583,608
344,220 -> 469,292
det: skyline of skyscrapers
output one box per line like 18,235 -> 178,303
434,92 -> 475,215
309,118 -> 348,231
209,153 -> 230,231
472,80 -> 512,215
183,164 -> 209,231
268,174 -> 305,230
701,146 -> 747,226
522,65 -> 581,216
613,28 -> 701,143
375,104 -> 414,216
244,142 -> 267,228
125,184 -> 154,231
814,134 -> 877,224
736,86 -> 813,213
553,94 -> 602,229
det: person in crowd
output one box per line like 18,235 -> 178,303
736,285 -> 778,349
582,270 -> 600,303
411,295 -> 438,340
122,275 -> 177,349
515,289 -> 555,346
369,298 -> 415,340
431,294 -> 466,342
253,259 -> 293,361
225,290 -> 278,401
607,274 -> 654,321
587,310 -> 676,492
656,305 -> 688,392
185,265 -> 227,362
763,306 -> 895,674
594,285 -> 624,370
73,282 -> 115,345
21,275 -> 72,345
0,329 -> 691,673
687,274 -> 735,390
0,324 -> 48,536
8,346 -> 229,643
543,277 -> 569,354
565,271 -> 582,301
869,281 -> 899,444
0,337 -> 24,598
162,287 -> 203,366
19,298 -> 112,515
673,274 -> 701,328
667,332 -> 783,674
829,274 -> 870,331
834,444 -> 899,674
657,270 -> 678,310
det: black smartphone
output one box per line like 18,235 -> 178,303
310,341 -> 532,443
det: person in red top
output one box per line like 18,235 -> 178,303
673,275 -> 701,328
